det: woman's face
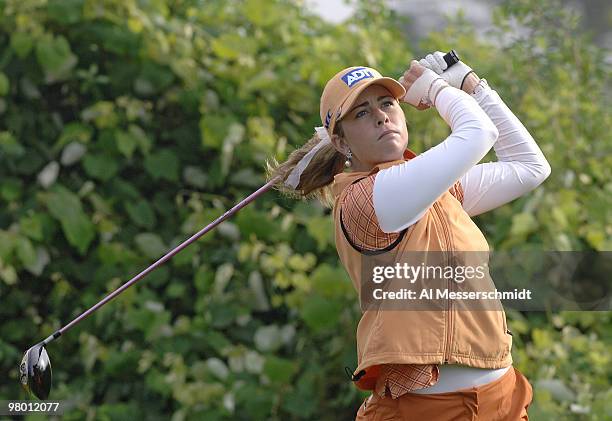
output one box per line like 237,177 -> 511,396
331,84 -> 408,172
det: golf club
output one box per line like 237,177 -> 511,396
20,176 -> 281,399
20,50 -> 461,400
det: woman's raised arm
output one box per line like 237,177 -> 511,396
417,52 -> 552,217
457,79 -> 551,216
373,86 -> 499,233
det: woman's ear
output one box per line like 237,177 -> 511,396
330,133 -> 349,155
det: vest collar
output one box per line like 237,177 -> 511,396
332,148 -> 418,198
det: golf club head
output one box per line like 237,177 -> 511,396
20,343 -> 52,399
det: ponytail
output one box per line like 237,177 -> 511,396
266,123 -> 346,208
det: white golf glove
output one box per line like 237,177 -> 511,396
419,51 -> 474,90
399,65 -> 449,108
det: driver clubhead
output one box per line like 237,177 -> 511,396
20,343 -> 52,400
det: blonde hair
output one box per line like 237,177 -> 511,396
265,123 -> 346,208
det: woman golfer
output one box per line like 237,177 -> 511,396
268,51 -> 550,420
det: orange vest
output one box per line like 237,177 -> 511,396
332,149 -> 513,390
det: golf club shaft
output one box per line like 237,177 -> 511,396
41,175 -> 283,346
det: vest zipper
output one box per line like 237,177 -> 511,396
432,201 -> 454,364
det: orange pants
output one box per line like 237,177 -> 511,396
355,366 -> 533,421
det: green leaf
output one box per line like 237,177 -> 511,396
200,330 -> 231,355
532,327 -> 553,348
287,253 -> 316,272
0,178 -> 23,202
115,130 -> 137,159
300,294 -> 343,333
125,200 -> 156,229
305,216 -> 334,251
0,230 -> 16,261
183,166 -> 208,188
246,116 -> 276,154
235,383 -> 274,419
0,263 -> 18,285
60,142 -> 87,165
81,101 -> 118,129
37,161 -> 60,188
44,185 -> 95,255
10,32 -> 33,58
254,325 -> 283,352
584,225 -> 605,250
145,266 -> 170,288
24,246 -> 49,276
144,369 -> 172,396
166,282 -> 186,299
509,212 -> 538,237
135,61 -> 175,95
15,237 -> 37,268
244,0 -> 282,27
128,125 -> 152,155
235,207 -> 283,242
208,301 -> 238,328
292,202 -> 324,223
97,242 -> 138,265
19,214 -> 45,241
205,358 -> 229,380
220,122 -> 245,177
310,263 -> 350,298
134,233 -> 167,259
194,265 -> 214,294
56,123 -> 93,149
0,132 -> 25,157
210,33 -> 256,60
282,372 -> 318,417
199,114 -> 232,150
213,263 -> 234,295
263,355 -> 296,384
83,153 -> 119,181
35,34 -> 78,82
47,0 -> 83,24
143,149 -> 179,181
86,20 -> 140,55
0,73 -> 9,96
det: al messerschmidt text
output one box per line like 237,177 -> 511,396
373,288 -> 532,300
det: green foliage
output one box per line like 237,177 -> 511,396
0,0 -> 609,419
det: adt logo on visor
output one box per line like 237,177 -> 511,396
342,67 -> 375,88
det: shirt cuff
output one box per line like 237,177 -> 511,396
470,78 -> 491,98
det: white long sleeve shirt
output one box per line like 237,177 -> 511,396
373,79 -> 551,233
